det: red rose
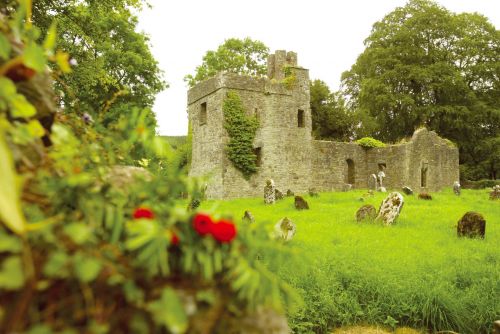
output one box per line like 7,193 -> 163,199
133,207 -> 154,219
193,213 -> 213,236
171,233 -> 180,246
211,219 -> 237,243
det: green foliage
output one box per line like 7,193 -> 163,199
185,37 -> 269,87
26,0 -> 165,131
223,91 -> 259,178
204,189 -> 499,333
356,137 -> 386,149
0,5 -> 298,332
341,0 -> 500,179
310,79 -> 355,141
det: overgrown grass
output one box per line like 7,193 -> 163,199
198,189 -> 499,334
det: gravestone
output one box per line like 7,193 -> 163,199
264,179 -> 275,204
457,212 -> 485,238
453,181 -> 461,196
274,217 -> 296,241
343,183 -> 353,192
294,196 -> 309,210
402,186 -> 413,195
490,185 -> 500,200
368,174 -> 377,191
375,192 -> 404,225
378,186 -> 387,193
418,193 -> 432,200
286,189 -> 294,197
242,210 -> 254,223
356,204 -> 377,222
275,188 -> 284,201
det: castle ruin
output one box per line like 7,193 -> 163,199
188,50 -> 459,199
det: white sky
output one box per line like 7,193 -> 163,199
137,0 -> 499,136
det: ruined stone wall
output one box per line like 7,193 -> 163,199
188,51 -> 459,199
311,128 -> 459,193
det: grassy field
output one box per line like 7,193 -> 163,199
198,189 -> 499,334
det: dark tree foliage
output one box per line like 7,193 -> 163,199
310,79 -> 355,141
2,0 -> 166,129
341,0 -> 499,179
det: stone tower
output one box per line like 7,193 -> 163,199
187,51 -> 459,199
187,50 -> 313,199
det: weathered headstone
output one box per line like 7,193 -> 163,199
418,192 -> 432,200
490,185 -> 500,200
308,188 -> 319,197
375,192 -> 404,225
264,179 -> 275,204
377,169 -> 386,189
453,181 -> 461,196
356,204 -> 377,222
275,188 -> 284,201
294,196 -> 309,210
457,211 -> 486,238
274,217 -> 296,241
242,210 -> 254,223
286,189 -> 294,197
342,183 -> 352,192
402,186 -> 413,195
368,174 -> 377,191
378,186 -> 387,193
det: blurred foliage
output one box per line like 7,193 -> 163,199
0,3 -> 299,333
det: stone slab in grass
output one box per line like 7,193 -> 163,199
457,211 -> 486,238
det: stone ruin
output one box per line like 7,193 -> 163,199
188,50 -> 459,199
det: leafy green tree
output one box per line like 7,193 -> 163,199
310,79 -> 355,141
341,0 -> 499,179
185,37 -> 269,87
2,0 -> 166,128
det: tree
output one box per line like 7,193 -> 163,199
310,79 -> 355,141
2,0 -> 166,129
341,0 -> 499,179
185,37 -> 269,87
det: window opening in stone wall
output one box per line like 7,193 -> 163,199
421,162 -> 428,187
346,159 -> 355,185
254,147 -> 262,167
297,109 -> 304,128
200,102 -> 207,125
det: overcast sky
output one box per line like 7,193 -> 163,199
137,0 -> 499,136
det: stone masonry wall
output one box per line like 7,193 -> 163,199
188,51 -> 459,199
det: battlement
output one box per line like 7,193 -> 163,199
267,50 -> 299,80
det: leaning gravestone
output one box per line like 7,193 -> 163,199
274,217 -> 296,241
242,210 -> 255,224
264,179 -> 275,204
490,185 -> 500,200
356,204 -> 377,222
453,181 -> 461,196
275,188 -> 284,201
294,196 -> 309,210
375,192 -> 404,225
286,189 -> 294,197
402,186 -> 413,195
457,212 -> 486,238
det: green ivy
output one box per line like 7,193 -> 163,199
223,91 -> 259,178
356,137 -> 386,149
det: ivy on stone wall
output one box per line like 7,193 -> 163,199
223,91 -> 259,178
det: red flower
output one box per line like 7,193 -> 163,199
193,213 -> 213,236
211,219 -> 237,243
171,233 -> 180,246
133,207 -> 154,219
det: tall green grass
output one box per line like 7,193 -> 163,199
199,189 -> 499,333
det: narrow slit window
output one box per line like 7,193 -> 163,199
297,109 -> 305,128
421,163 -> 428,187
200,102 -> 207,126
254,147 -> 262,167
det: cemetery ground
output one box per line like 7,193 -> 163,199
197,189 -> 499,333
